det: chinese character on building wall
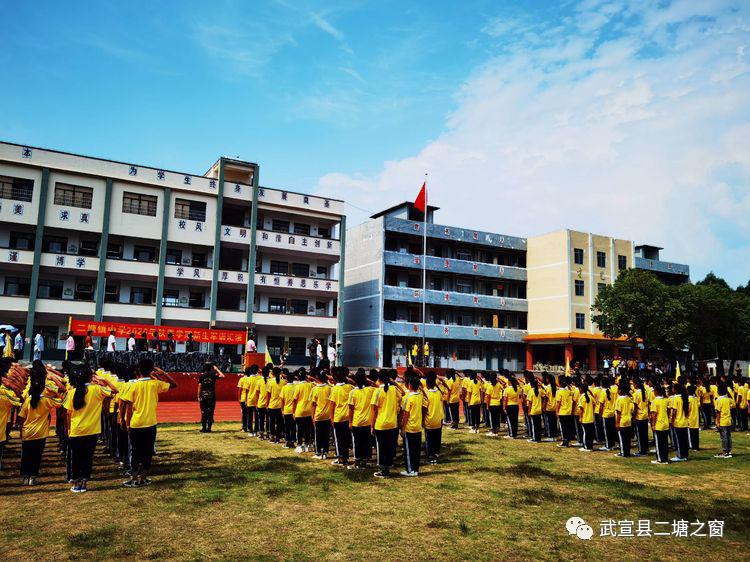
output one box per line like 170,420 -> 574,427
22,147 -> 32,158
128,166 -> 137,176
157,170 -> 165,181
184,175 -> 192,185
59,210 -> 70,221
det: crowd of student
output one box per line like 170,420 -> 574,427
1,356 -> 747,492
0,356 -> 177,492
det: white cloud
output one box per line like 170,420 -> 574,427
317,0 -> 750,286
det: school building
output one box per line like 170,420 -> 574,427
0,141 -> 345,363
342,203 -> 689,371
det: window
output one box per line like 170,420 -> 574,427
456,249 -> 472,261
0,175 -> 33,202
574,280 -> 585,297
174,198 -> 207,222
456,280 -> 473,294
291,263 -> 310,277
162,289 -> 180,307
104,283 -> 119,303
54,183 -> 93,209
130,287 -> 154,305
79,240 -> 98,257
42,236 -> 68,254
4,277 -> 31,296
316,265 -> 328,278
270,260 -> 288,275
192,252 -> 207,268
122,192 -> 157,216
75,283 -> 94,301
38,279 -> 63,299
315,301 -> 327,316
166,248 -> 183,265
134,245 -> 157,263
9,232 -> 34,250
289,337 -> 306,356
596,251 -> 606,268
189,291 -> 204,308
317,226 -> 330,239
598,283 -> 607,293
269,297 -> 287,314
573,248 -> 584,265
456,344 -> 471,361
575,313 -> 586,330
290,299 -> 308,314
618,254 -> 627,271
293,223 -> 310,235
266,336 -> 284,355
106,243 -> 122,259
271,219 -> 290,233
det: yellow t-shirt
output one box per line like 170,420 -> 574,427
281,384 -> 296,415
401,392 -> 425,433
312,384 -> 332,421
687,395 -> 700,429
633,389 -> 650,421
671,395 -> 689,428
349,386 -> 374,427
20,395 -> 58,441
614,395 -> 634,427
237,376 -> 250,402
650,396 -> 669,431
544,385 -> 557,412
245,375 -> 259,407
737,384 -> 749,409
267,378 -> 285,409
424,388 -> 444,429
63,384 -> 111,437
487,383 -> 503,406
120,378 -> 171,429
715,395 -> 733,427
293,381 -> 314,418
0,388 -> 21,443
577,391 -> 597,424
446,378 -> 461,404
330,383 -> 353,423
601,387 -> 617,418
256,378 -> 270,409
555,387 -> 573,416
503,385 -> 520,406
528,387 -> 546,415
372,385 -> 400,430
467,380 -> 483,406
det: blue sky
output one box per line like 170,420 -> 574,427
2,0 -> 749,286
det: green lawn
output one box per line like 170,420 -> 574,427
1,423 -> 748,561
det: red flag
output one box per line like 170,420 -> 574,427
414,182 -> 427,212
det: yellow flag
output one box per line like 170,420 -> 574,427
674,361 -> 681,381
265,349 -> 273,366
406,351 -> 412,366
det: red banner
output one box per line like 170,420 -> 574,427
70,319 -> 246,345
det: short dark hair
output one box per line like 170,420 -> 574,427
138,357 -> 155,376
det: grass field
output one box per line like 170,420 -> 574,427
1,422 -> 748,561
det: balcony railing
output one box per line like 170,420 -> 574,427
382,320 -> 526,343
384,250 -> 526,281
384,217 -> 526,251
382,285 -> 527,311
255,273 -> 338,293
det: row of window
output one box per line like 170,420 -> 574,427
267,218 -> 330,238
266,336 -> 308,356
573,280 -> 611,297
267,298 -> 328,315
573,247 -> 628,271
269,261 -> 328,278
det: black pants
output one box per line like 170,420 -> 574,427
488,405 -> 501,433
688,427 -> 700,450
130,425 -> 157,474
240,403 -> 248,431
545,411 -> 558,439
594,414 -> 604,442
559,415 -> 575,444
617,426 -> 632,457
199,391 -> 216,430
108,413 -> 118,454
403,431 -> 422,473
425,427 -> 441,460
481,403 -> 489,426
654,429 -> 669,462
332,421 -> 351,461
674,427 -> 689,459
581,422 -> 595,450
469,404 -> 481,429
603,416 -> 616,449
529,414 -> 542,442
463,401 -> 470,424
283,414 -> 295,445
257,408 -> 267,435
314,419 -> 331,454
70,434 -> 98,480
448,403 -> 460,427
635,420 -> 649,454
118,424 -> 130,467
375,428 -> 398,469
701,403 -> 713,429
505,405 -> 519,437
267,408 -> 283,441
575,418 -> 583,444
296,416 -> 313,446
0,441 -> 4,470
352,425 -> 372,462
20,438 -> 46,477
738,409 -> 748,432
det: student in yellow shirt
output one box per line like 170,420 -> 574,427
736,376 -> 748,431
542,372 -> 558,442
444,369 -> 461,429
0,359 -> 22,471
686,383 -> 701,451
575,381 -> 597,451
17,362 -> 61,485
348,368 -> 375,468
599,376 -> 617,451
244,364 -> 260,436
555,375 -> 575,447
266,367 -> 285,443
237,367 -> 251,433
526,377 -> 546,443
484,373 -> 503,437
632,378 -> 650,456
310,371 -> 332,460
119,358 -> 176,487
65,364 -> 119,493
714,382 -> 733,458
698,376 -> 712,430
330,368 -> 353,466
370,370 -> 401,478
423,371 -> 444,463
399,377 -> 426,477
281,371 -> 297,449
292,368 -> 314,453
502,376 -> 521,439
649,384 -> 670,464
255,367 -> 271,440
465,372 -> 484,434
670,383 -> 690,461
614,381 -> 634,458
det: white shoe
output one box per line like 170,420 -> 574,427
400,470 -> 418,477
294,446 -> 303,453
312,454 -> 323,460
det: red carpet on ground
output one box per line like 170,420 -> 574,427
158,401 -> 241,423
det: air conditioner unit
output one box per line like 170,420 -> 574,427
309,272 -> 316,278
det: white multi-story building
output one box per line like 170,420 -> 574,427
0,141 -> 345,364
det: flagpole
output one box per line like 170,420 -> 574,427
421,173 -> 427,368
